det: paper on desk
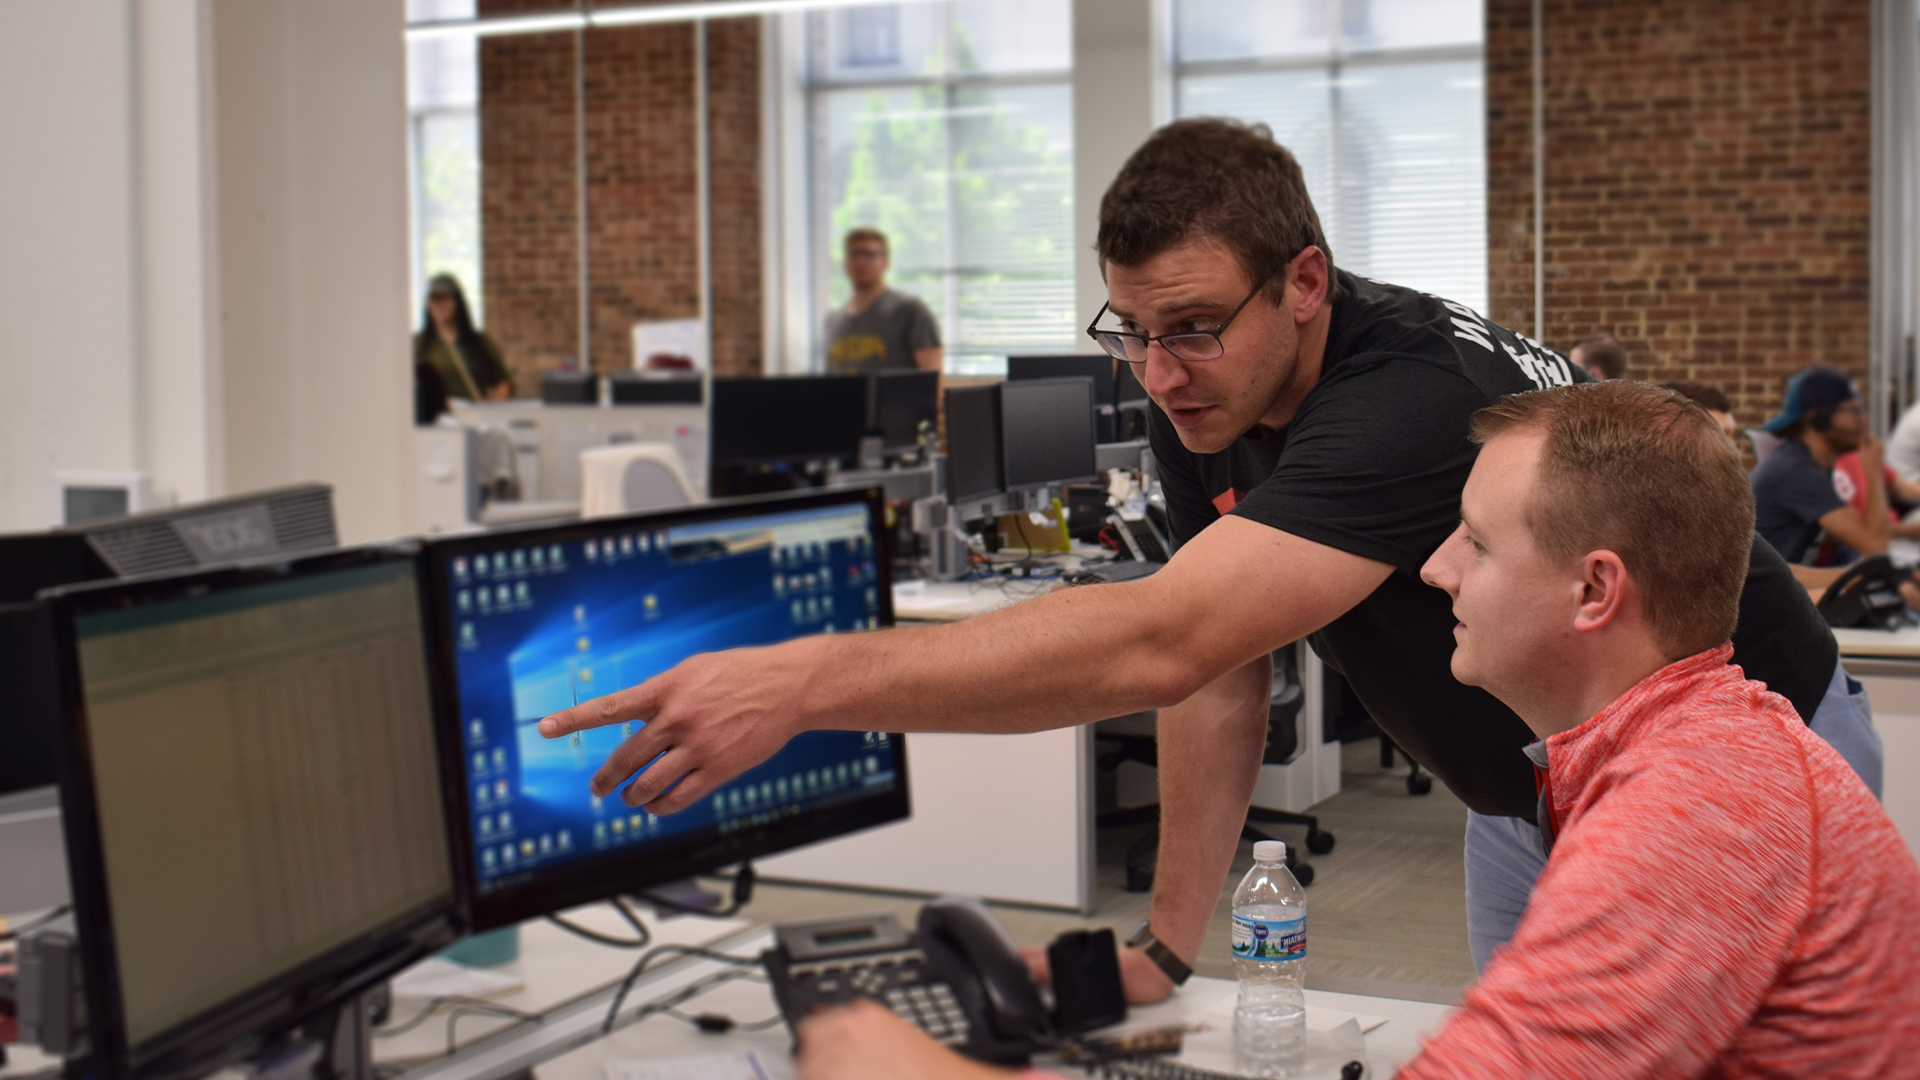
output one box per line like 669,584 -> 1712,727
604,1051 -> 772,1080
390,957 -> 524,1001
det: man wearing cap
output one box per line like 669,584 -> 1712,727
1751,365 -> 1920,565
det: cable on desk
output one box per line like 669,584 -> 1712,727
633,862 -> 757,920
662,1007 -> 785,1034
601,945 -> 763,1035
374,996 -> 541,1040
545,894 -> 653,949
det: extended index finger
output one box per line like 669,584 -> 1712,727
537,676 -> 661,739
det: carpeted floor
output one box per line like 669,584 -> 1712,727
718,739 -> 1477,1005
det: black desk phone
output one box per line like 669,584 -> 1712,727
762,898 -> 1052,1064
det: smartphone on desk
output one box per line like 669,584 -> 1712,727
762,898 -> 1051,1064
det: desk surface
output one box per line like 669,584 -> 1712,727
388,923 -> 1453,1080
1832,626 -> 1920,659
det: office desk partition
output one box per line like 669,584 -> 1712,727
1833,627 -> 1920,862
758,580 -> 1340,914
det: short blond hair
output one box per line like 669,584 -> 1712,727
844,227 -> 888,254
1469,381 -> 1753,658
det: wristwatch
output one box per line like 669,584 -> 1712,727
1125,919 -> 1193,986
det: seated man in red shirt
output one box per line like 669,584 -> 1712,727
793,380 -> 1920,1080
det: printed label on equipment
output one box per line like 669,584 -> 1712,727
1231,913 -> 1305,961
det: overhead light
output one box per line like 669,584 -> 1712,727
405,0 -> 946,41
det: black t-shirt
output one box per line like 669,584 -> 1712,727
1150,271 -> 1838,820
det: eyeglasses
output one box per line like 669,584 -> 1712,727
1085,270 -> 1278,365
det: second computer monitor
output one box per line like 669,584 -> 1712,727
1006,355 -> 1116,409
871,370 -> 940,452
423,488 -> 910,931
44,549 -> 460,1080
943,384 -> 1004,504
1000,376 -> 1099,492
710,376 -> 868,467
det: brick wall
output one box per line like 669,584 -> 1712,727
479,9 -> 762,390
1486,0 -> 1871,426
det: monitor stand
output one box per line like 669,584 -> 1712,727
247,991 -> 378,1080
634,878 -> 723,915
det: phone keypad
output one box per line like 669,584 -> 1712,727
885,982 -> 970,1044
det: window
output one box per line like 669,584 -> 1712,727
407,0 -> 482,324
806,0 -> 1075,374
1175,0 -> 1487,314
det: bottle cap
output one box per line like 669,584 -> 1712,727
1253,840 -> 1286,864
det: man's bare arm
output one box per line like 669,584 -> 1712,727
915,346 -> 943,371
1136,652 -> 1273,998
541,515 -> 1393,814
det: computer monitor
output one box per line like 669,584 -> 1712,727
710,376 -> 868,467
1006,356 -> 1117,409
1115,362 -> 1147,405
943,384 -> 1004,505
871,370 -> 940,452
1000,376 -> 1099,492
44,548 -> 460,1080
421,487 -> 910,931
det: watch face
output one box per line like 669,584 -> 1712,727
1125,919 -> 1154,949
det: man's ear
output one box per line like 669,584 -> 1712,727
1572,550 -> 1630,634
1286,246 -> 1330,327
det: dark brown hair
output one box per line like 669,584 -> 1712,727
1572,333 -> 1629,380
1469,382 -> 1754,658
1661,380 -> 1732,415
843,226 -> 888,254
1097,118 -> 1335,304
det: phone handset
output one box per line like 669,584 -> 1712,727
916,897 -> 1052,1051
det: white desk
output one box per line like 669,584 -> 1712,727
1834,627 -> 1920,861
394,923 -> 1454,1080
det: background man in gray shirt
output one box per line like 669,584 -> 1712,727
824,227 -> 942,374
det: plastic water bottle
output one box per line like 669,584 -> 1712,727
1232,839 -> 1306,1077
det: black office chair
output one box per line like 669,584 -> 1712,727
1096,651 -> 1335,890
1380,734 -> 1432,795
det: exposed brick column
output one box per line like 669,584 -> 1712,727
1485,0 -> 1870,426
480,5 -> 763,391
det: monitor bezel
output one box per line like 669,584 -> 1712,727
870,369 -> 941,452
1005,355 -> 1118,409
998,375 -> 1101,493
42,545 -> 465,1080
709,375 -> 871,467
942,383 -> 1005,505
419,485 -> 910,932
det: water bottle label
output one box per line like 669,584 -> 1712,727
1231,913 -> 1305,961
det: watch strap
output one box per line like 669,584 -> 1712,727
1126,921 -> 1193,986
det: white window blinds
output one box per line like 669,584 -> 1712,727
1175,0 -> 1488,315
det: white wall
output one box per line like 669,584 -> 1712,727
212,0 -> 413,544
0,0 -> 412,544
0,0 -> 141,532
1071,0 -> 1172,326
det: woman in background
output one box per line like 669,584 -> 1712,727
415,273 -> 511,417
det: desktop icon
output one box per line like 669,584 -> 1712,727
558,829 -> 572,848
470,718 -> 486,742
454,556 -> 470,579
611,817 -> 625,834
532,547 -> 546,568
476,783 -> 490,805
619,536 -> 633,556
472,751 -> 486,773
867,755 -> 880,774
594,822 -> 607,842
643,594 -> 658,614
494,779 -> 509,801
520,839 -> 535,858
477,589 -> 492,610
457,590 -> 472,612
512,549 -> 526,570
493,553 -> 509,574
629,814 -> 643,832
654,530 -> 668,549
515,581 -> 530,603
479,816 -> 493,836
638,534 -> 650,554
496,584 -> 511,606
574,603 -> 588,624
539,834 -> 552,854
482,848 -> 497,870
585,540 -> 599,560
474,556 -> 489,577
502,843 -> 516,863
550,544 -> 565,565
493,747 -> 507,770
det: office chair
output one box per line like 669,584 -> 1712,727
1096,652 -> 1335,889
580,443 -> 698,518
1379,735 -> 1432,795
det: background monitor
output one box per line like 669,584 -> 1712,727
943,384 -> 1004,505
46,548 -> 460,1080
710,376 -> 868,467
870,370 -> 940,451
1006,355 -> 1117,408
1000,376 -> 1099,492
1115,362 -> 1148,405
423,487 -> 909,931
